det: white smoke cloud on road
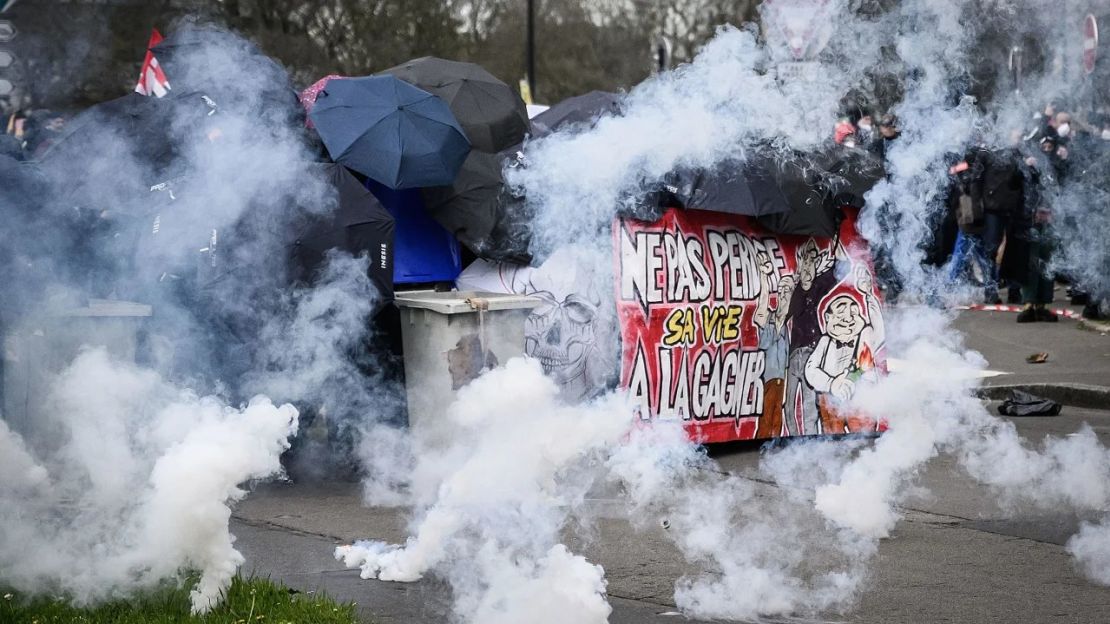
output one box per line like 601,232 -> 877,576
0,24 -> 386,612
0,350 -> 297,613
340,358 -> 628,623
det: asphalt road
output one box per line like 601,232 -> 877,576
951,296 -> 1110,389
233,301 -> 1110,624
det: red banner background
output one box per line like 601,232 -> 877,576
615,207 -> 885,443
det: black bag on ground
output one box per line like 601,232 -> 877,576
997,389 -> 1062,416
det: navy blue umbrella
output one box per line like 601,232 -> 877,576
309,76 -> 471,189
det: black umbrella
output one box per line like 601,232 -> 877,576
479,188 -> 534,265
530,90 -> 623,137
480,146 -> 534,264
754,155 -> 839,238
814,145 -> 886,209
309,75 -> 471,190
291,163 -> 395,298
382,57 -> 528,153
34,95 -> 182,232
685,161 -> 788,217
37,92 -> 222,179
629,157 -> 792,219
419,150 -> 503,252
418,147 -> 535,263
38,93 -> 170,165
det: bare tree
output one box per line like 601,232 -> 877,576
630,0 -> 759,65
7,0 -> 762,110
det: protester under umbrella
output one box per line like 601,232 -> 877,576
290,162 -> 395,298
309,75 -> 470,189
530,90 -> 623,138
382,57 -> 528,153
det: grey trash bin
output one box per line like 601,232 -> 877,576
394,291 -> 539,447
2,299 -> 151,442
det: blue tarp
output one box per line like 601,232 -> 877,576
365,179 -> 461,284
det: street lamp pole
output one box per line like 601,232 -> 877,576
527,0 -> 536,101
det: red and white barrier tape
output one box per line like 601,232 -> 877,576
955,304 -> 1084,320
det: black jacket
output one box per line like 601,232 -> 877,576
971,148 -> 1026,216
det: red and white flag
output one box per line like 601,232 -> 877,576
135,29 -> 171,98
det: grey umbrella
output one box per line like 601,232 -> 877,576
382,57 -> 529,153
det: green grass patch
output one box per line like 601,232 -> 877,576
0,575 -> 359,624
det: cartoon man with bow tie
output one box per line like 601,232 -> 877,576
804,266 -> 884,433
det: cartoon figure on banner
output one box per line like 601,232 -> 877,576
804,265 -> 884,434
614,206 -> 885,443
783,238 -> 840,436
753,251 -> 793,439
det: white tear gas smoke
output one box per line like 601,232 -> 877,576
0,418 -> 49,495
341,358 -> 626,623
606,423 -> 877,619
246,251 -> 400,481
811,0 -> 1110,592
351,0 -> 1110,621
1051,178 -> 1110,308
0,23 -> 389,611
1068,520 -> 1110,585
346,9 -> 891,620
508,20 -> 841,258
0,349 -> 298,613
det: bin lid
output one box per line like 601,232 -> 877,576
56,299 -> 153,318
394,290 -> 540,314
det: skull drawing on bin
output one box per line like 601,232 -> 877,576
455,246 -> 617,402
526,290 -> 598,386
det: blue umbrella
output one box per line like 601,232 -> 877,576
309,75 -> 471,189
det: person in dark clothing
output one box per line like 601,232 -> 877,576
971,142 -> 1028,303
927,151 -> 966,270
867,113 -> 900,162
866,113 -> 902,300
0,133 -> 22,160
945,148 -> 992,292
1016,136 -> 1067,323
1023,101 -> 1058,144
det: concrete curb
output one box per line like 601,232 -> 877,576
1078,317 -> 1110,335
977,383 -> 1110,410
